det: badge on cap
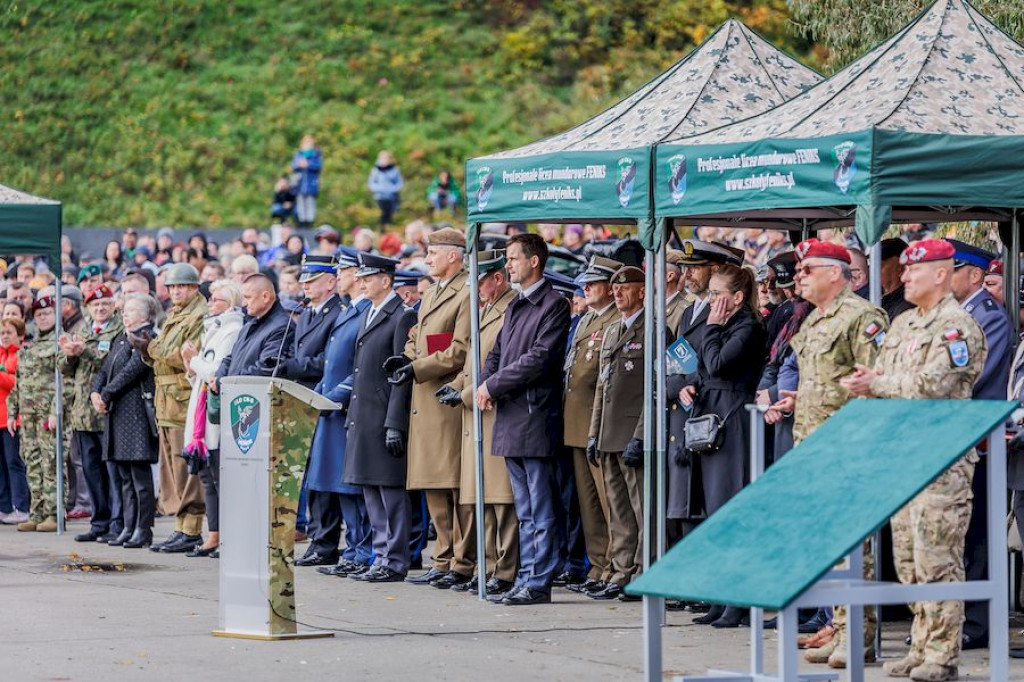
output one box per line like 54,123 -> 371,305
948,339 -> 969,367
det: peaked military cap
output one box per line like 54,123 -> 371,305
577,255 -> 624,284
945,239 -> 996,270
477,250 -> 507,279
393,269 -> 426,289
767,250 -> 797,288
355,252 -> 399,277
679,239 -> 743,266
298,254 -> 338,282
335,245 -> 361,270
544,270 -> 579,296
612,265 -> 645,285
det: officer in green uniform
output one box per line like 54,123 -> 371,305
58,283 -> 125,542
775,238 -> 888,669
842,239 -> 986,682
9,296 -> 59,532
145,263 -> 209,553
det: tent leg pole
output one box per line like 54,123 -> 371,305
800,219 -> 810,243
747,405 -> 766,674
1011,211 -> 1021,339
656,225 -> 667,562
643,248 -> 654,574
869,241 -> 882,306
643,595 -> 663,682
55,284 -> 65,535
778,604 -> 798,680
468,227 -> 486,601
988,425 -> 1009,682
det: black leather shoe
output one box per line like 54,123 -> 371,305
406,567 -> 446,584
210,549 -> 219,559
581,580 -> 608,596
763,616 -> 778,630
711,606 -> 747,628
98,530 -> 120,544
108,528 -> 133,546
485,577 -> 515,595
587,583 -> 622,600
798,609 -> 829,634
689,601 -> 713,613
317,560 -> 362,576
617,591 -> 641,602
150,531 -> 183,552
666,600 -> 688,611
488,586 -> 521,603
159,534 -> 203,553
124,529 -> 154,549
567,578 -> 602,594
75,530 -> 105,542
431,570 -> 472,590
186,545 -> 218,558
347,565 -> 374,579
962,633 -> 988,650
294,551 -> 338,567
451,576 -> 479,593
552,571 -> 586,587
693,604 -> 725,625
503,587 -> 551,605
1010,647 -> 1024,659
362,566 -> 407,583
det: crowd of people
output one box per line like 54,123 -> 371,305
0,217 -> 1019,681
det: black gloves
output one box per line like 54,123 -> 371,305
127,328 -> 153,361
622,438 -> 644,468
385,428 -> 406,458
1010,431 -> 1024,455
435,385 -> 462,407
671,442 -> 691,468
585,436 -> 599,466
383,355 -> 414,385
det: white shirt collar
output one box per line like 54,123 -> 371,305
622,308 -> 643,329
369,292 -> 397,317
520,278 -> 545,300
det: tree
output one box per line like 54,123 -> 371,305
787,0 -> 1024,73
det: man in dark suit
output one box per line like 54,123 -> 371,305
342,253 -> 417,582
213,274 -> 294,383
666,240 -> 743,542
946,239 -> 1013,651
477,233 -> 570,605
277,255 -> 343,387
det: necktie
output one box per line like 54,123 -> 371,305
94,326 -> 102,334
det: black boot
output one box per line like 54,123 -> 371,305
124,528 -> 153,548
711,606 -> 747,628
108,528 -> 134,546
693,604 -> 725,625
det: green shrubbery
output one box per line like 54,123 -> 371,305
0,1 -> 812,228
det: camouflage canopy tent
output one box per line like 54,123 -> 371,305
0,184 -> 66,531
0,184 -> 62,264
651,0 -> 1024,250
464,19 -> 821,245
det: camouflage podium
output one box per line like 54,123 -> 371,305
213,376 -> 339,640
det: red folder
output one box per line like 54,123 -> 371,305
426,333 -> 454,354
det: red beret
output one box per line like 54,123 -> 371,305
900,239 -> 955,265
988,259 -> 1004,276
794,238 -> 851,264
32,296 -> 55,312
84,284 -> 114,304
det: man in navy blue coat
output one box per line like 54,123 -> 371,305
276,255 -> 344,387
477,234 -> 570,605
947,239 -> 1013,650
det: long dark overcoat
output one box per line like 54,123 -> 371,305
481,279 -> 570,460
308,299 -> 370,494
343,296 -> 416,487
92,325 -> 158,463
277,293 -> 343,388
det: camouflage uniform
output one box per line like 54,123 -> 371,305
8,328 -> 58,523
790,286 -> 888,660
146,293 -> 208,535
59,312 -> 87,510
58,315 -> 124,433
870,293 -> 986,670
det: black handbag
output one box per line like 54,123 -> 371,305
141,389 -> 159,439
683,413 -> 725,454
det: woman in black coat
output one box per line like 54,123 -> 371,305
91,296 -> 159,548
676,264 -> 766,627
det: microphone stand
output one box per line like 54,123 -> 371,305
271,296 -> 310,379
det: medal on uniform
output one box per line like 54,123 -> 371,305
98,340 -> 111,352
588,339 -> 595,348
585,350 -> 593,362
626,341 -> 643,351
624,360 -> 634,371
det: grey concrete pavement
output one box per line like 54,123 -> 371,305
1,517 -> 1022,681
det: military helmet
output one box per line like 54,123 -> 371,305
163,263 -> 200,286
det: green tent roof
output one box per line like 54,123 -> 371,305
0,183 -> 62,264
653,0 -> 1024,245
464,20 -> 820,231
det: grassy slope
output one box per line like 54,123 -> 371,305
0,1 -> 808,229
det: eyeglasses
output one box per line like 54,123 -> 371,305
798,264 -> 838,276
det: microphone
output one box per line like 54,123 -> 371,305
271,297 -> 311,379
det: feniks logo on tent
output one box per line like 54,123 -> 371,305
616,157 -> 636,208
832,141 -> 857,194
475,167 -> 494,212
667,154 -> 687,205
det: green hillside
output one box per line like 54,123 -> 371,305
0,1 -> 812,228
